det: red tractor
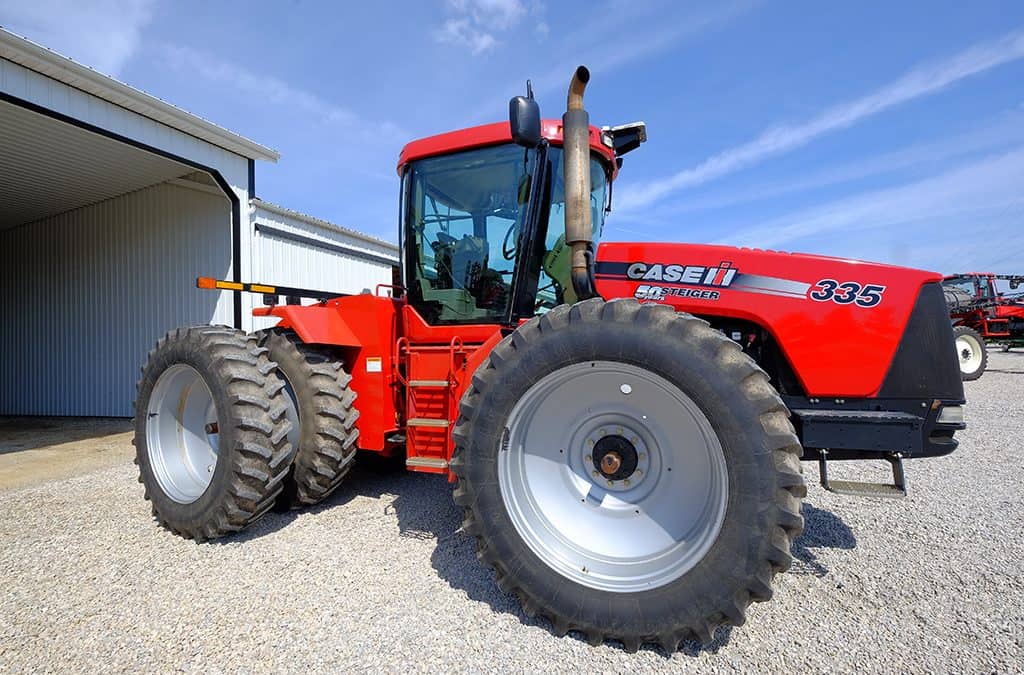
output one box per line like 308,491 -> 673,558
943,272 -> 1024,379
134,68 -> 965,651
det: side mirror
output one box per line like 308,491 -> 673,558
509,95 -> 541,147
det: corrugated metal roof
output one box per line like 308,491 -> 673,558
251,198 -> 398,252
0,99 -> 193,228
0,28 -> 279,162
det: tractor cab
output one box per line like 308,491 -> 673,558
396,113 -> 644,326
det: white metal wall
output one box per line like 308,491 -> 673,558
0,182 -> 232,416
250,201 -> 399,330
1,50 -> 258,323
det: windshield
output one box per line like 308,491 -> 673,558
403,143 -> 609,324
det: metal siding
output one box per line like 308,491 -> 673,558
250,202 -> 399,331
0,182 -> 232,416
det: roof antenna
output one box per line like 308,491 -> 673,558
526,79 -> 534,100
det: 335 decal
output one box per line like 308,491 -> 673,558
808,279 -> 886,307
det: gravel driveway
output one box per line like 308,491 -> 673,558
1,351 -> 1022,672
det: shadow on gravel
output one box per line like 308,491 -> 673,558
790,503 -> 857,577
217,453 -> 413,543
274,456 -> 733,656
223,460 -> 851,656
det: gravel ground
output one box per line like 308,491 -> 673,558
1,351 -> 1022,673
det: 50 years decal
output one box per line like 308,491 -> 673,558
808,279 -> 886,307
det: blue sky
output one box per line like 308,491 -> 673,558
2,0 -> 1023,273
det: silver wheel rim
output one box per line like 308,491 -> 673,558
956,334 -> 982,373
146,364 -> 220,504
499,361 -> 729,593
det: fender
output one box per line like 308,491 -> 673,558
254,303 -> 362,347
254,294 -> 402,451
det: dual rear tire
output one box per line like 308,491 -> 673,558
133,326 -> 357,540
260,329 -> 360,507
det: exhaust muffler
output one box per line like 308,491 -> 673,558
563,66 -> 598,300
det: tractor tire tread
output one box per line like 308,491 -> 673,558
450,298 -> 805,651
259,329 -> 360,507
133,325 -> 294,541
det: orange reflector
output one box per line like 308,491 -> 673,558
196,276 -> 217,289
250,284 -> 276,294
215,280 -> 244,291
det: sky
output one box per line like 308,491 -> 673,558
1,0 -> 1023,273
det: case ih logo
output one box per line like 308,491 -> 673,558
625,261 -> 738,287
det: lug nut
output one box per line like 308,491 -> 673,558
599,428 -> 606,436
616,427 -> 623,435
636,469 -> 643,477
592,471 -> 599,479
585,455 -> 591,462
639,453 -> 646,461
623,479 -> 631,486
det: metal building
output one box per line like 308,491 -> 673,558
250,199 -> 399,330
0,30 -> 398,416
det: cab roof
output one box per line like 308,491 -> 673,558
397,119 -> 618,177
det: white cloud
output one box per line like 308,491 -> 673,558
470,0 -> 757,121
448,0 -> 527,29
435,0 -> 536,53
158,45 -> 407,144
627,109 -> 1024,219
435,18 -> 500,54
714,147 -> 1024,259
0,0 -> 155,76
619,28 -> 1024,211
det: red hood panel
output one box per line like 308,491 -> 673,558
595,242 -> 941,397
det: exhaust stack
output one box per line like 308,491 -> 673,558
563,66 -> 597,300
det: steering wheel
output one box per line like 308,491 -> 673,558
502,222 -> 518,260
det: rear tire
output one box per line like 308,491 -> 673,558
953,325 -> 987,380
133,326 -> 294,541
451,299 -> 806,652
260,329 -> 360,507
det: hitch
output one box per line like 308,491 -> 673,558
818,449 -> 907,499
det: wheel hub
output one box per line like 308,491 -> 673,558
581,422 -> 651,493
593,435 -> 638,480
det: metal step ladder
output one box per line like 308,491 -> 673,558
818,449 -> 907,498
397,339 -> 465,474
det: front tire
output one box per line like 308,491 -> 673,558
451,299 -> 806,651
953,325 -> 987,380
133,326 -> 294,541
